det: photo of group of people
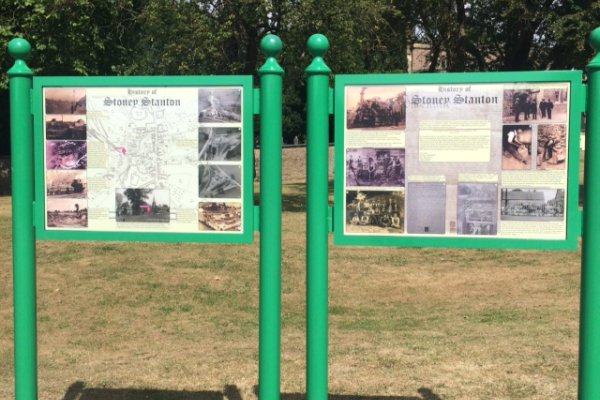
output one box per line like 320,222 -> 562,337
44,88 -> 88,228
346,86 -> 406,130
197,88 -> 243,232
502,87 -> 568,170
346,148 -> 405,187
345,190 -> 404,234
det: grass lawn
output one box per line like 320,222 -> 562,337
0,182 -> 581,399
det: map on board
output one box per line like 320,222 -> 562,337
43,86 -> 246,235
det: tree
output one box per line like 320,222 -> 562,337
123,189 -> 151,215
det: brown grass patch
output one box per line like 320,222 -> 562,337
0,146 -> 581,399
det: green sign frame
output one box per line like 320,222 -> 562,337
333,71 -> 584,250
32,75 -> 254,244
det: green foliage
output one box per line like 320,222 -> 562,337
1,0 -> 599,153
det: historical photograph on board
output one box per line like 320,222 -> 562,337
406,183 -> 446,234
46,141 -> 87,170
198,165 -> 242,199
46,170 -> 87,198
346,86 -> 406,130
500,188 -> 565,221
45,114 -> 87,140
457,183 -> 498,235
198,88 -> 242,123
539,87 -> 569,122
47,198 -> 88,228
198,127 -> 242,161
345,190 -> 404,234
502,125 -> 533,170
346,148 -> 405,187
198,202 -> 242,232
502,88 -> 542,123
115,189 -> 171,223
537,124 -> 567,169
45,88 -> 86,114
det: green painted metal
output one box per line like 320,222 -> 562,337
257,34 -> 284,400
305,34 -> 331,400
579,26 -> 600,400
8,38 -> 38,400
31,76 -> 254,244
333,71 -> 584,250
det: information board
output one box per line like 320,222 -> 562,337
33,76 -> 254,243
333,71 -> 583,249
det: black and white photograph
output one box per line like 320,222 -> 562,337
346,86 -> 406,130
537,124 -> 567,169
457,183 -> 498,235
47,198 -> 88,228
46,114 -> 87,140
115,189 -> 171,223
46,140 -> 87,170
45,88 -> 86,114
198,202 -> 242,232
46,170 -> 87,198
406,183 -> 446,234
538,88 -> 569,122
345,190 -> 404,234
198,165 -> 242,199
503,88 -> 542,123
198,127 -> 242,161
500,188 -> 565,221
198,88 -> 241,123
346,148 -> 405,187
502,125 -> 533,170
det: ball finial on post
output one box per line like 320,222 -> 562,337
307,34 -> 329,58
258,34 -> 283,75
7,38 -> 33,77
260,34 -> 283,58
7,38 -> 31,61
590,27 -> 600,53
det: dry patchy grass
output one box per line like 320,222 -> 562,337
0,150 -> 581,399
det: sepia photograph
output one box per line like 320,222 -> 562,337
537,124 -> 567,170
46,140 -> 87,170
406,183 -> 446,234
47,198 -> 88,228
115,189 -> 171,223
45,88 -> 86,114
346,86 -> 406,130
46,170 -> 87,198
457,183 -> 498,235
198,127 -> 242,161
346,148 -> 405,187
198,165 -> 242,199
500,188 -> 565,221
345,190 -> 404,234
45,114 -> 86,140
198,202 -> 242,232
198,88 -> 242,123
502,125 -> 533,170
539,88 -> 569,123
502,88 -> 542,123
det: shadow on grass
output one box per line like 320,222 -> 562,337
63,382 -> 243,400
63,382 -> 444,400
277,388 -> 443,400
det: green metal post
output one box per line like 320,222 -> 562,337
305,34 -> 331,400
580,27 -> 600,400
7,38 -> 37,400
258,34 -> 283,400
